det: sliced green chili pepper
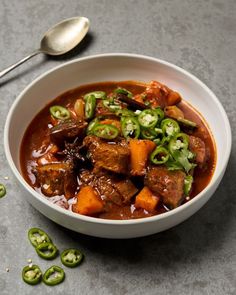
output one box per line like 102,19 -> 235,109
36,242 -> 58,260
184,175 -> 193,196
177,117 -> 197,128
43,265 -> 65,286
115,109 -> 135,117
86,117 -> 100,135
50,105 -> 70,120
85,94 -> 96,119
28,228 -> 51,248
103,99 -> 122,111
93,124 -> 119,139
140,128 -> 157,140
0,184 -> 6,198
84,91 -> 106,100
121,117 -> 140,139
60,249 -> 84,268
161,118 -> 180,137
150,146 -> 170,164
168,133 -> 189,155
138,109 -> 158,129
114,87 -> 133,98
22,264 -> 42,285
154,107 -> 164,122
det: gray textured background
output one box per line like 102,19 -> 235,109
0,0 -> 235,294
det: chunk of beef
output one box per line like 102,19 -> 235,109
83,136 -> 130,174
50,120 -> 87,146
144,166 -> 185,209
79,169 -> 138,205
188,135 -> 206,165
36,162 -> 77,199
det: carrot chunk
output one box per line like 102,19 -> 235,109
129,139 -> 156,176
135,186 -> 159,212
167,91 -> 182,106
73,186 -> 104,216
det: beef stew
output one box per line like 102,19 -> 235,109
20,80 -> 216,220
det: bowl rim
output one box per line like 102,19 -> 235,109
4,52 -> 232,225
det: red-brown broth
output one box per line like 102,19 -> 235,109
20,81 -> 216,220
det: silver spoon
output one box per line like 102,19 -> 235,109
0,16 -> 90,78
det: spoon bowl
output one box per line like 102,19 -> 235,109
40,17 -> 90,55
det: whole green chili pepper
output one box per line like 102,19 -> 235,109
36,242 -> 58,260
43,265 -> 65,286
22,264 -> 42,285
28,228 -> 51,248
60,249 -> 84,268
50,105 -> 70,120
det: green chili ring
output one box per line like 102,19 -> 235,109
85,94 -> 96,119
93,124 -> 119,139
138,109 -> 158,129
121,117 -> 140,139
86,117 -> 100,135
60,248 -> 84,268
43,265 -> 65,286
0,184 -> 6,198
84,91 -> 106,100
22,264 -> 42,285
50,105 -> 70,120
28,228 -> 51,248
36,242 -> 58,260
168,133 -> 189,155
150,146 -> 170,165
114,87 -> 133,98
161,118 -> 180,137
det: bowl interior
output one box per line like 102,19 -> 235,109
5,54 -> 231,218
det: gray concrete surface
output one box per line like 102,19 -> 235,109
0,0 -> 235,294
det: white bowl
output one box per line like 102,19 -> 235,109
4,53 -> 232,239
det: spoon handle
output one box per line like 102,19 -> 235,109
0,50 -> 41,78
